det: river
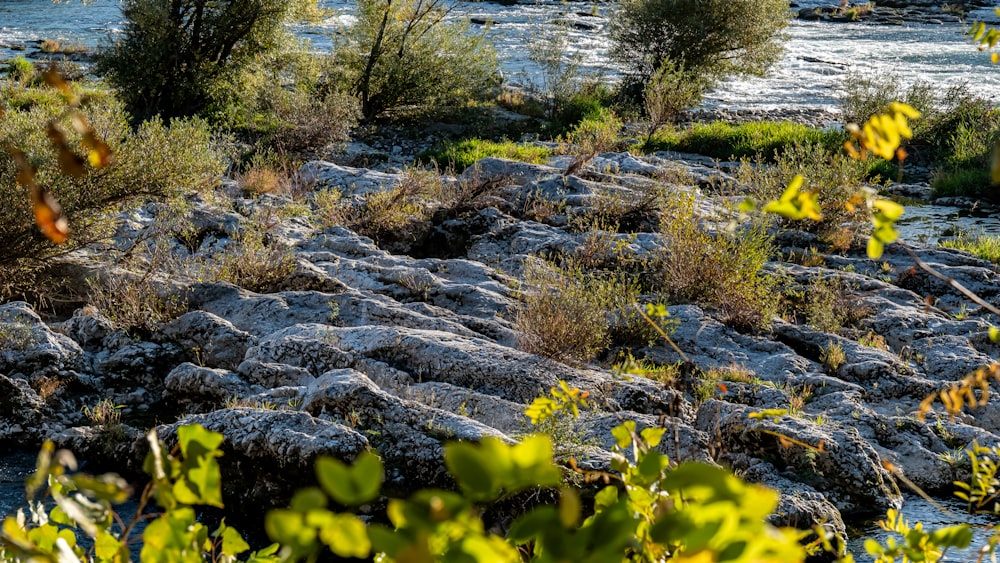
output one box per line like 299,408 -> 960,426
2,0 -> 999,113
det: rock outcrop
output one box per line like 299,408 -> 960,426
7,146 -> 1000,545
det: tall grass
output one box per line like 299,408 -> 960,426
643,121 -> 844,160
940,231 -> 1000,264
420,139 -> 553,172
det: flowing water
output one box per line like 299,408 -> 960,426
0,450 -> 34,518
2,0 -> 999,111
846,494 -> 999,562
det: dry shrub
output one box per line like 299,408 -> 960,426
86,274 -> 189,333
515,260 -> 609,364
515,258 -> 643,365
205,227 -> 297,293
797,275 -> 871,333
312,167 -> 470,250
820,340 -> 846,371
237,165 -> 291,196
522,191 -> 568,224
264,90 -> 360,156
652,193 -> 777,330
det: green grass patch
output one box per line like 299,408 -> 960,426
939,231 -> 1000,263
642,121 -> 845,160
931,167 -> 993,198
420,138 -> 553,172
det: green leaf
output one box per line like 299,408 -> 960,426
929,524 -> 973,549
867,237 -> 885,260
177,424 -> 224,460
367,523 -> 406,557
509,435 -> 561,489
593,485 -> 618,511
558,488 -> 581,528
610,422 -> 635,450
351,451 -> 384,504
443,441 -> 499,501
264,509 -> 316,556
640,427 -> 667,449
220,525 -> 250,557
315,452 -> 383,506
637,449 -> 669,482
69,474 -> 131,504
315,456 -> 353,504
317,514 -> 371,559
185,456 -> 224,508
95,530 -> 126,563
290,487 -> 328,512
508,506 -> 560,544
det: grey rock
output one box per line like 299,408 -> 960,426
147,409 -> 371,510
159,310 -> 256,371
164,363 -> 259,410
695,399 -> 901,515
0,302 -> 83,376
300,161 -> 403,196
0,373 -> 44,442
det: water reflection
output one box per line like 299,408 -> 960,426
897,203 -> 1000,245
846,494 -> 997,562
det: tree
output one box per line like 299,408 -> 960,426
608,0 -> 789,94
97,0 -> 318,120
333,0 -> 498,121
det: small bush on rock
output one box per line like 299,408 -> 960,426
737,142 -> 870,249
652,193 -> 777,330
515,258 -> 642,365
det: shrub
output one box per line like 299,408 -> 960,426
202,225 -> 298,293
4,57 -> 35,84
804,276 -> 848,333
931,167 -> 994,197
527,22 -> 585,119
86,273 -> 190,333
218,51 -> 360,157
652,193 -> 777,330
562,108 -> 624,175
97,0 -> 317,119
0,85 -> 225,299
608,0 -> 788,93
312,167 -> 445,250
736,142 -> 870,248
641,61 -> 710,143
515,258 -> 641,364
332,0 -> 498,120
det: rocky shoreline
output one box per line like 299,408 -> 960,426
3,141 -> 1000,547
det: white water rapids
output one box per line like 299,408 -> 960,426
2,0 -> 999,112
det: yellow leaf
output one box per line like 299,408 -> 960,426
872,199 -> 904,221
867,237 -> 884,260
888,102 -> 921,120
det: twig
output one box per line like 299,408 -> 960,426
897,240 -> 1000,317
